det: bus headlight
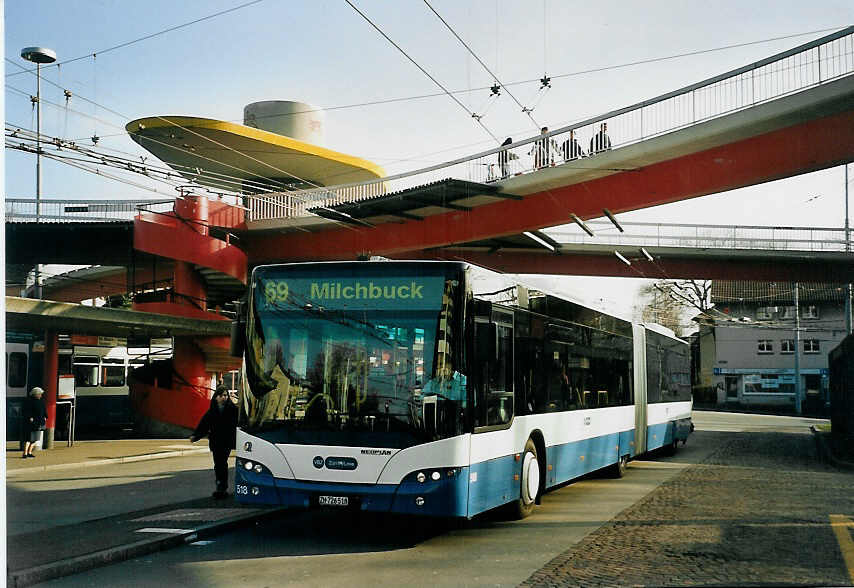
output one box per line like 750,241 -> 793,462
254,464 -> 263,474
431,471 -> 441,481
416,472 -> 426,483
244,460 -> 254,471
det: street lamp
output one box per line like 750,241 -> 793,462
21,46 -> 57,299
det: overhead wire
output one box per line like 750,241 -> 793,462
7,24 -> 840,171
6,66 -> 332,208
6,120 -> 261,198
7,60 -> 373,226
344,0 -> 501,144
7,25 -> 842,124
6,0 -> 266,77
421,0 -> 540,131
7,60 -> 310,191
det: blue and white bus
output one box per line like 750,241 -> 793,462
232,261 -> 692,518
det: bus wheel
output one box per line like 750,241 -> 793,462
609,454 -> 628,478
513,438 -> 540,519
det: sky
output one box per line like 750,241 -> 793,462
5,1 -> 854,318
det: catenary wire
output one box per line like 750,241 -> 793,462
421,0 -> 541,131
7,60 -> 329,198
8,26 -> 838,171
6,0 -> 266,77
344,0 -> 501,144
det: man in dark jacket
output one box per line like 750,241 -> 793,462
190,387 -> 238,499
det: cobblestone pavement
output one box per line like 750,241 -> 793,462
522,432 -> 854,587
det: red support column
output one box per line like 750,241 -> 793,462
43,331 -> 58,449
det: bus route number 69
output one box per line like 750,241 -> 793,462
264,281 -> 289,305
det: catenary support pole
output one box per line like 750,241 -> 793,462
793,282 -> 802,415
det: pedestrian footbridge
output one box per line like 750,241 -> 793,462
241,27 -> 854,264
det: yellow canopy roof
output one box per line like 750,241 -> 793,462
126,116 -> 384,190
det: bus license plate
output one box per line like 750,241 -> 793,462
318,496 -> 349,507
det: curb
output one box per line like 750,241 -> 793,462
810,426 -> 854,470
6,448 -> 210,477
8,506 -> 287,588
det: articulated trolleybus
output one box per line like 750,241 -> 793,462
233,261 -> 692,518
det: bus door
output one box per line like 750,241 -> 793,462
632,325 -> 648,455
469,307 -> 515,515
473,308 -> 514,430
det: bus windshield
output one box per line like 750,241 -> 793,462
242,264 -> 466,449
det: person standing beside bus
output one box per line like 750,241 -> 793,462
190,387 -> 238,499
22,387 -> 47,458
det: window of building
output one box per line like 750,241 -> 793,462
757,340 -> 774,353
780,306 -> 797,319
803,339 -> 820,353
756,307 -> 775,320
802,306 -> 819,319
781,339 -> 795,353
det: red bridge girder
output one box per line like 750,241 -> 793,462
403,249 -> 854,282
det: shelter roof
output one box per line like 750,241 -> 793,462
307,178 -> 522,225
5,296 -> 231,339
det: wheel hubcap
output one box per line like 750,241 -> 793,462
522,452 -> 539,505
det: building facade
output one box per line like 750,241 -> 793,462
698,282 -> 851,415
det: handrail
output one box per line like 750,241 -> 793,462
548,220 -> 849,232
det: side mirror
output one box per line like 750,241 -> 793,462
229,300 -> 246,358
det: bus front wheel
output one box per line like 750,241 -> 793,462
513,438 -> 540,519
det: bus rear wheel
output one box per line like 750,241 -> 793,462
609,454 -> 629,478
512,438 -> 540,519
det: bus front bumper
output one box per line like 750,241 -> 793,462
235,466 -> 469,517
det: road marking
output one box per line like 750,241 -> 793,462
830,514 -> 854,584
135,527 -> 192,534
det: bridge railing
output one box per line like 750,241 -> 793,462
248,26 -> 854,222
545,221 -> 853,253
5,198 -> 175,222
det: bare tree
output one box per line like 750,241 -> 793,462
638,280 -> 713,336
